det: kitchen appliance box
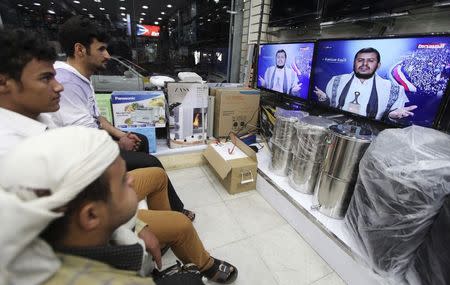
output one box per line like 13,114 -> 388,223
111,91 -> 166,128
95,93 -> 114,124
203,137 -> 258,194
165,82 -> 209,148
213,88 -> 260,138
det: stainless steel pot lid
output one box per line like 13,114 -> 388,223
329,124 -> 374,142
298,116 -> 336,129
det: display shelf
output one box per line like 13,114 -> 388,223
255,146 -> 383,285
154,139 -> 208,156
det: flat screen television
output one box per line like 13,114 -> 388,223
257,42 -> 315,100
311,35 -> 450,127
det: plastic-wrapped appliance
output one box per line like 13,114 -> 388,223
269,116 -> 297,176
288,116 -> 336,194
345,126 -> 450,284
313,124 -> 373,219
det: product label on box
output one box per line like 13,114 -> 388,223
211,142 -> 248,160
112,91 -> 166,128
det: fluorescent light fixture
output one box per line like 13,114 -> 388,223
142,5 -> 148,9
99,7 -> 105,10
434,1 -> 450,7
33,2 -> 41,6
82,8 -> 87,11
89,14 -> 94,18
161,12 -> 165,15
47,10 -> 55,14
17,4 -> 23,7
122,18 -> 127,22
320,21 -> 336,27
154,21 -> 159,24
73,0 -> 80,4
167,4 -> 172,8
141,12 -> 146,15
94,0 -> 101,2
390,11 -> 409,17
157,17 -> 162,20
120,6 -> 126,10
121,13 -> 126,16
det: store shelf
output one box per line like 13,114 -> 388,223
255,146 -> 383,285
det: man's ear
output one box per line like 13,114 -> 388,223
0,74 -> 11,95
74,43 -> 87,58
77,202 -> 104,231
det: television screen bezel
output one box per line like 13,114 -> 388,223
308,33 -> 450,129
255,40 -> 317,103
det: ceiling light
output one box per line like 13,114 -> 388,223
120,0 -> 125,1
47,10 -> 55,14
17,4 -> 23,7
141,12 -> 146,15
73,0 -> 80,4
142,5 -> 148,9
154,21 -> 159,25
94,0 -> 101,2
33,2 -> 41,6
82,8 -> 87,11
122,18 -> 127,22
119,6 -> 126,10
161,12 -> 165,15
89,14 -> 94,18
157,17 -> 162,20
167,4 -> 172,8
207,19 -> 211,21
214,0 -> 219,3
99,7 -> 105,10
121,13 -> 126,16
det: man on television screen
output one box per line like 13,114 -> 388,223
313,47 -> 417,121
259,49 -> 301,95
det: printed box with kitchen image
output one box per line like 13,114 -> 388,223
165,82 -> 209,148
95,93 -> 113,124
118,126 -> 157,153
203,135 -> 258,194
214,88 -> 260,138
111,91 -> 166,128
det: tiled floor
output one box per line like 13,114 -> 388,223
164,165 -> 347,285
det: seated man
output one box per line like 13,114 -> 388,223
52,15 -> 194,221
0,29 -> 237,284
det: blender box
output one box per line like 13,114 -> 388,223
111,91 -> 166,128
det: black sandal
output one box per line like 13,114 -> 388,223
182,209 -> 196,222
202,258 -> 238,284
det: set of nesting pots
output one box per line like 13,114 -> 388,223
269,115 -> 374,219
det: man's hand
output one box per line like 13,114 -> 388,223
118,133 -> 141,151
258,76 -> 266,87
313,86 -> 328,101
388,105 -> 418,119
138,226 -> 162,269
291,82 -> 302,94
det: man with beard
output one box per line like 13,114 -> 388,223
51,16 -> 196,221
258,49 -> 301,95
314,47 -> 417,121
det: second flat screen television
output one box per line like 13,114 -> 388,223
311,36 -> 450,127
257,42 -> 315,100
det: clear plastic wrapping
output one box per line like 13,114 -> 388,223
405,195 -> 450,285
345,126 -> 450,283
272,108 -> 309,150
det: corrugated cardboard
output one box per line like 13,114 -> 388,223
203,136 -> 257,194
209,86 -> 250,97
213,88 -> 260,138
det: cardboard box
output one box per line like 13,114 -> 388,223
214,89 -> 260,138
111,91 -> 166,128
203,136 -> 257,194
119,126 -> 157,153
209,86 -> 250,97
165,82 -> 209,148
95,93 -> 113,124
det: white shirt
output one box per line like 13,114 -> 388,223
0,108 -> 55,159
272,68 -> 285,93
343,76 -> 375,116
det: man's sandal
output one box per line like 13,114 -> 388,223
202,258 -> 238,284
182,209 -> 196,222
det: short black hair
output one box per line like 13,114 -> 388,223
276,49 -> 287,58
0,29 -> 56,81
355,47 -> 381,63
59,15 -> 110,58
40,173 -> 111,246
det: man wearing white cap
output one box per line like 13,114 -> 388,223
0,29 -> 238,284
